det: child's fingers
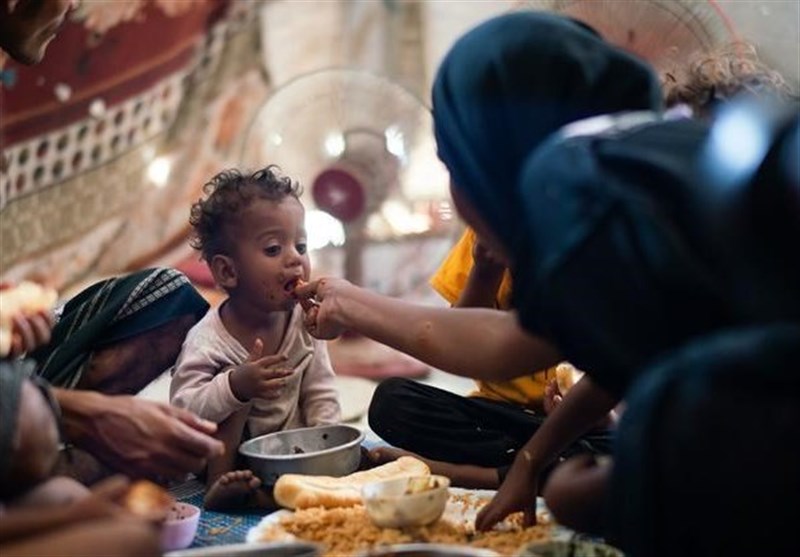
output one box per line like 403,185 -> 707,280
256,377 -> 289,399
248,338 -> 264,361
253,352 -> 289,368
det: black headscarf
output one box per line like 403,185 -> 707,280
432,11 -> 662,256
31,268 -> 208,389
609,323 -> 800,557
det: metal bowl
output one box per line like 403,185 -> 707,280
354,544 -> 498,557
239,424 -> 365,485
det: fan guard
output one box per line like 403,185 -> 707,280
517,0 -> 736,71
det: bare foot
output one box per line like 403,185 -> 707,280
204,470 -> 262,511
367,447 -> 499,489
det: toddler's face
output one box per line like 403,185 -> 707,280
229,196 -> 311,312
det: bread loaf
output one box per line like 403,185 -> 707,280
0,281 -> 58,357
274,456 -> 430,510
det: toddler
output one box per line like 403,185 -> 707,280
170,166 -> 341,510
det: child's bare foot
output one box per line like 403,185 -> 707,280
204,470 -> 262,511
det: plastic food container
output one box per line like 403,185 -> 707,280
362,475 -> 451,528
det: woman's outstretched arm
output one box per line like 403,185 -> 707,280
295,277 -> 561,382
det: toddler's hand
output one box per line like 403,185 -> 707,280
229,339 -> 293,401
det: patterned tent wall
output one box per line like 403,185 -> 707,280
0,0 -> 269,292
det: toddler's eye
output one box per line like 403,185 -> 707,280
296,243 -> 307,255
265,246 -> 281,256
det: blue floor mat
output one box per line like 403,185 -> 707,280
170,479 -> 268,548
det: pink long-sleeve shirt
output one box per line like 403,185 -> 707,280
169,304 -> 341,437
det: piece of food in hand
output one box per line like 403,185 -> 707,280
0,281 -> 58,357
274,456 -> 430,510
285,277 -> 306,296
554,362 -> 583,395
287,278 -> 320,311
122,480 -> 174,518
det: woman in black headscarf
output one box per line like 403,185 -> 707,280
296,10 -> 798,547
367,10 -> 663,487
32,267 -> 209,393
299,7 -> 669,515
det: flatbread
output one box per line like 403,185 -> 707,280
274,456 -> 430,510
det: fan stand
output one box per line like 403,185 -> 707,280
312,161 -> 430,381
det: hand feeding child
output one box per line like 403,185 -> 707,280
170,166 -> 341,511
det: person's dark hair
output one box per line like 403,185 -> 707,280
662,41 -> 797,118
189,165 -> 302,261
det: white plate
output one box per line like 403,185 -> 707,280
246,489 -> 570,544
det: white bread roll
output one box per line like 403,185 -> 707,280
0,281 -> 58,357
554,362 -> 584,395
274,456 -> 430,510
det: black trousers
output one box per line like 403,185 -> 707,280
368,377 -> 613,472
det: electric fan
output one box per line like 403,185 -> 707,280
241,68 -> 452,379
517,0 -> 736,71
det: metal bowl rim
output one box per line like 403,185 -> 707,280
238,424 -> 365,461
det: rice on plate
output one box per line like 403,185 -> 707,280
248,489 -> 572,556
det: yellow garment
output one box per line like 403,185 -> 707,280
429,228 -> 554,409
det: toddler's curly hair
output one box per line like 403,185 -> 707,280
662,41 -> 797,118
189,165 -> 303,261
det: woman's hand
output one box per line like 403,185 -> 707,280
475,450 -> 541,531
294,277 -> 355,340
0,282 -> 56,358
8,310 -> 55,357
